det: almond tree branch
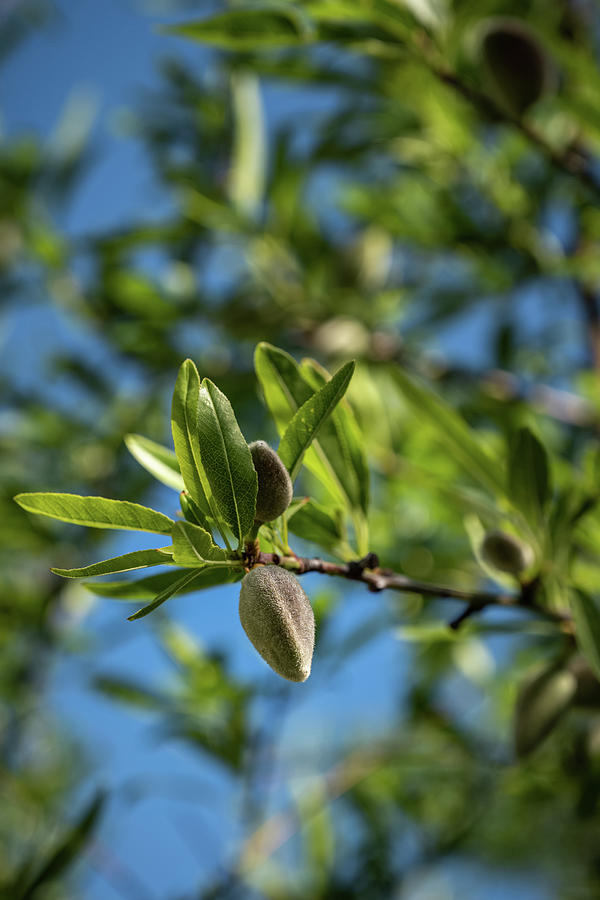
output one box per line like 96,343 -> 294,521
430,66 -> 600,200
251,551 -> 573,632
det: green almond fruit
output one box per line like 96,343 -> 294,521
480,530 -> 534,576
480,18 -> 554,116
249,440 -> 293,523
569,656 -> 600,709
239,566 -> 315,682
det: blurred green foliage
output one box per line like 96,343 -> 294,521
4,0 -> 600,897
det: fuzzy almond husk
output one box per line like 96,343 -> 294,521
239,566 -> 314,682
249,440 -> 293,523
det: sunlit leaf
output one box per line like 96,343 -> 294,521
278,360 -> 355,480
171,359 -> 211,516
14,493 -> 173,534
197,378 -> 258,545
125,433 -> 184,492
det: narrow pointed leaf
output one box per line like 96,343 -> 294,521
508,427 -> 551,526
254,342 -> 314,432
162,8 -> 313,50
125,433 -> 184,492
287,499 -> 346,554
278,361 -> 355,481
20,792 -> 105,896
172,521 -> 230,567
179,490 -> 211,532
229,71 -> 265,220
94,676 -> 164,710
196,378 -> 257,544
392,368 -> 505,496
86,566 -> 242,600
255,343 -> 357,506
572,590 -> 600,681
514,665 -> 576,757
51,548 -> 172,579
128,569 -> 201,621
171,359 -> 211,516
14,493 -> 173,534
300,358 -> 369,513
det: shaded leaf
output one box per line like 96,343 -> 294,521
572,590 -> 600,681
51,548 -> 172,578
255,343 -> 341,500
171,521 -> 232,567
128,569 -> 202,621
301,358 -> 369,514
14,493 -> 173,534
85,566 -> 242,600
94,676 -> 164,711
254,342 -> 314,432
287,499 -> 346,555
507,427 -> 551,526
278,360 -> 355,480
392,368 -> 504,496
514,664 -> 576,757
162,7 -> 314,50
125,433 -> 184,492
19,792 -> 104,897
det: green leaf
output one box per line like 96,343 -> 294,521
125,433 -> 184,492
179,490 -> 211,531
278,360 -> 355,481
572,590 -> 600,681
171,521 -> 231,568
229,71 -> 266,220
162,7 -> 314,50
392,368 -> 505,496
171,359 -> 211,517
514,664 -> 576,757
255,343 -> 356,506
127,569 -> 202,621
300,358 -> 369,514
197,378 -> 258,545
287,499 -> 346,555
14,493 -> 173,534
85,566 -> 242,600
19,792 -> 105,896
94,676 -> 163,710
507,427 -> 551,526
51,548 -> 172,578
254,341 -> 314,433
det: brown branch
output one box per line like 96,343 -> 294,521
578,283 -> 600,374
431,66 -> 600,200
252,552 -> 572,632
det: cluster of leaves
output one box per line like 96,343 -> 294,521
15,344 -> 363,622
